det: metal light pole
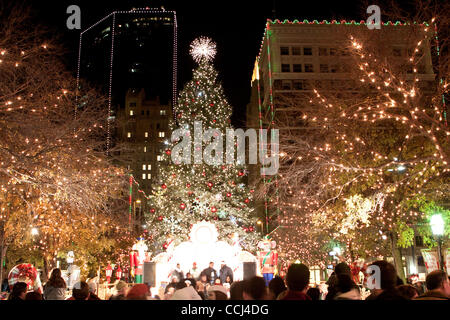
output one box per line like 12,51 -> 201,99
430,214 -> 445,271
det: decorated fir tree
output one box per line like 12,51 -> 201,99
148,37 -> 259,252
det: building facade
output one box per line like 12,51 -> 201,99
247,19 -> 435,279
77,8 -> 177,197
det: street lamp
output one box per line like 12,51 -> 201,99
430,214 -> 445,271
257,220 -> 263,234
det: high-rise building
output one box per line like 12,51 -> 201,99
247,19 -> 435,233
77,7 -> 177,197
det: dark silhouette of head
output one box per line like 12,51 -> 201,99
286,264 -> 310,292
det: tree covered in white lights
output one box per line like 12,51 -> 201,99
148,37 -> 258,252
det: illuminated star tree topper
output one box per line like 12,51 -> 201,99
190,37 -> 216,63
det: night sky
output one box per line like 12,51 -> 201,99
28,0 -> 368,126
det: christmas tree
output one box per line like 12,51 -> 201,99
148,37 -> 258,252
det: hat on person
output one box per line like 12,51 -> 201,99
115,280 -> 127,291
170,286 -> 202,300
126,284 -> 149,299
208,284 -> 228,296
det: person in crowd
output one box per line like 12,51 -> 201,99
184,277 -> 196,289
25,291 -> 43,300
171,263 -> 184,283
365,261 -> 406,300
7,282 -> 27,300
189,262 -> 201,280
278,263 -> 311,300
207,284 -> 228,300
67,281 -> 90,300
268,276 -> 286,299
229,280 -> 245,300
397,284 -> 419,299
219,261 -> 233,285
171,285 -> 202,300
333,274 -> 361,300
307,287 -> 321,300
175,281 -> 187,290
325,262 -> 352,300
164,283 -> 177,300
196,281 -> 207,300
243,276 -> 268,300
109,280 -> 127,300
43,268 -> 66,300
126,283 -> 151,300
414,270 -> 450,300
185,272 -> 192,279
200,262 -> 218,284
87,279 -> 101,300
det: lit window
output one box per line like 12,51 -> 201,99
142,164 -> 146,170
144,146 -> 147,152
147,174 -> 151,179
130,110 -> 134,116
148,164 -> 152,170
127,132 -> 131,138
157,155 -> 162,161
160,110 -> 166,116
159,132 -> 165,138
145,132 -> 148,138
142,173 -> 146,179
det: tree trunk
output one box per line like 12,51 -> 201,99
389,232 -> 406,283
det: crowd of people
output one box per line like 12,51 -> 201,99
2,260 -> 449,300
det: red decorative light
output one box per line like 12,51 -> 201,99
158,216 -> 163,221
238,170 -> 244,176
116,266 -> 122,280
244,198 -> 250,203
166,149 -> 172,155
180,203 -> 186,210
186,183 -> 191,188
105,264 -> 113,283
226,193 -> 231,197
150,208 -> 155,213
207,182 -> 213,188
211,206 -> 217,213
161,184 -> 167,189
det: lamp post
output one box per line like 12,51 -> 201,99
430,214 -> 445,271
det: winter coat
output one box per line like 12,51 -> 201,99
43,285 -> 66,300
334,288 -> 361,300
219,265 -> 233,284
200,267 -> 217,283
414,290 -> 450,301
